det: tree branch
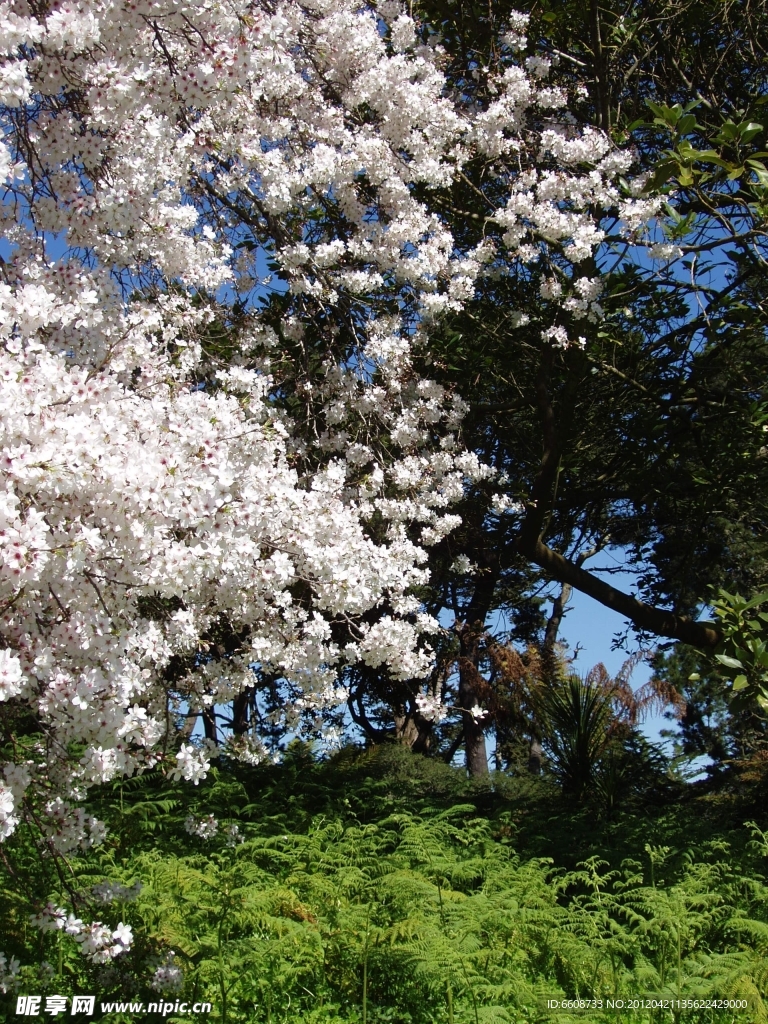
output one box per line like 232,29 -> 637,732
522,536 -> 721,648
515,345 -> 721,649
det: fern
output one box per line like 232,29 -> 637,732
1,746 -> 767,1023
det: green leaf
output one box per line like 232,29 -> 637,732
715,654 -> 744,670
738,121 -> 763,143
647,160 -> 679,190
716,121 -> 740,142
645,100 -> 667,121
695,150 -> 732,169
732,675 -> 749,691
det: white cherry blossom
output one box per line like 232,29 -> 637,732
0,951 -> 21,993
151,951 -> 184,994
0,0 -> 656,844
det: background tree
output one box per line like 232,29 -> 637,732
349,0 -> 768,774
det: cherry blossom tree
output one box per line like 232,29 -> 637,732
0,0 -> 655,848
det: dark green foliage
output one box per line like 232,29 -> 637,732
652,591 -> 768,771
653,646 -> 750,767
2,748 -> 768,1024
405,0 -> 768,684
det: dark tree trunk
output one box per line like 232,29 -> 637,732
201,707 -> 218,745
393,706 -> 432,753
458,650 -> 489,776
544,582 -> 572,653
589,0 -> 611,131
527,738 -> 543,774
179,712 -> 197,740
456,568 -> 500,776
463,713 -> 489,775
231,691 -> 250,735
528,581 -> 573,774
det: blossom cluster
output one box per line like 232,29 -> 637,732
29,903 -> 133,964
184,814 -> 219,840
415,692 -> 447,724
150,951 -> 184,994
416,692 -> 488,723
184,814 -> 243,846
0,783 -> 17,841
0,0 -> 658,844
91,880 -> 143,904
0,951 -> 20,993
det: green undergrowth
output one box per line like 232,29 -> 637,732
2,746 -> 768,1024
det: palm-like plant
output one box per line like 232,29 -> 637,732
537,675 -> 618,799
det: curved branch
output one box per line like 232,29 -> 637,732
521,536 -> 721,648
